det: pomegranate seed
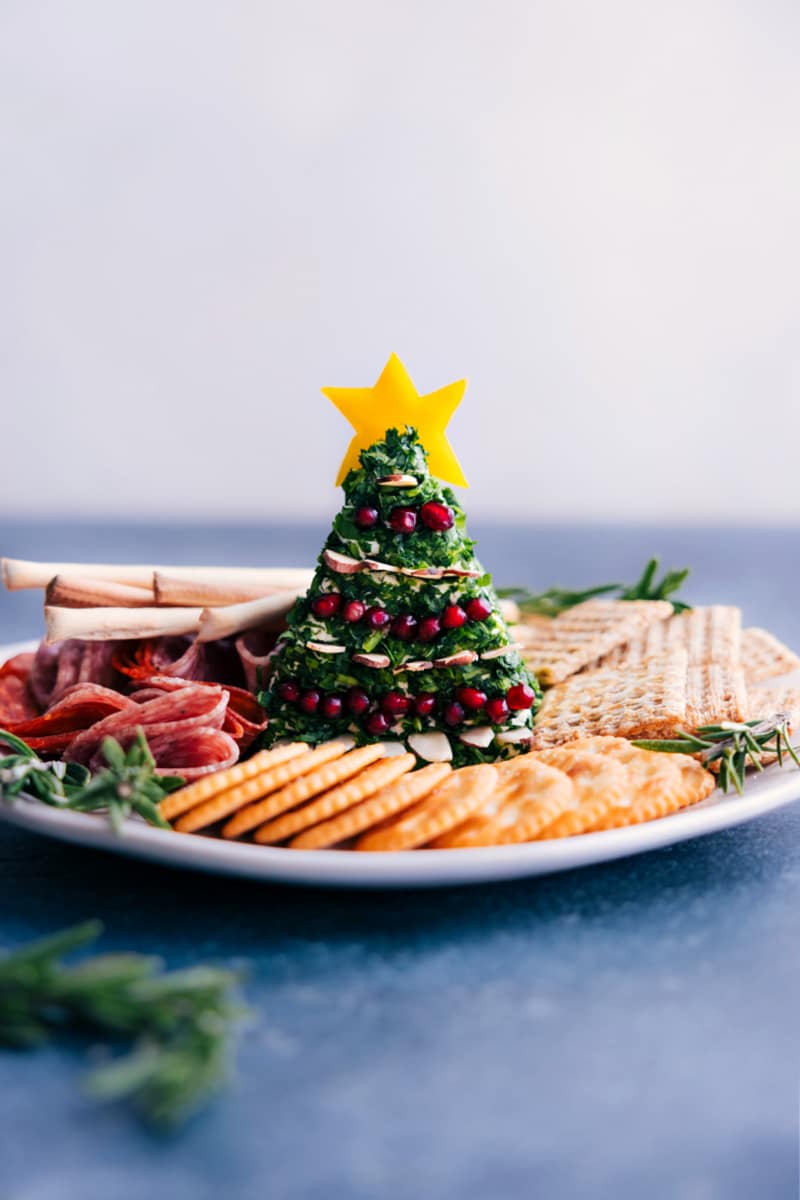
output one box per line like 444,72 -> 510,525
485,697 -> 509,724
343,599 -> 366,623
457,686 -> 487,711
365,711 -> 390,736
346,688 -> 370,716
298,689 -> 320,714
442,701 -> 465,727
414,693 -> 437,717
465,597 -> 492,622
311,593 -> 341,619
441,604 -> 468,630
391,613 -> 418,641
276,680 -> 300,703
366,606 -> 390,630
507,683 -> 536,710
321,694 -> 344,719
381,690 -> 411,717
388,506 -> 417,534
419,501 -> 455,532
355,507 -> 379,529
417,617 -> 441,643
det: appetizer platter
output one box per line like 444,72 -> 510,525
1,355 -> 799,889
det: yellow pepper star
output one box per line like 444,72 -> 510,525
322,353 -> 468,488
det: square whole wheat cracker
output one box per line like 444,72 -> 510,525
516,598 -> 673,686
529,651 -> 689,749
596,606 -> 742,671
740,627 -> 800,684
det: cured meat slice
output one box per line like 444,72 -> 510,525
131,676 -> 267,749
4,684 -> 134,756
29,640 -> 121,708
235,631 -> 278,691
112,637 -> 245,687
0,653 -> 39,723
64,685 -> 229,766
28,643 -> 61,708
115,729 -> 239,779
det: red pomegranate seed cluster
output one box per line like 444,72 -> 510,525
274,680 -> 535,728
355,500 -> 455,533
310,592 -> 493,637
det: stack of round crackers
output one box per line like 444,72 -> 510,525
160,736 -> 715,851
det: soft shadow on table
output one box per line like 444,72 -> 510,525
2,805 -> 798,961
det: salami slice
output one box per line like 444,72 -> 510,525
65,685 -> 229,766
116,729 -> 239,778
131,676 -> 267,750
4,684 -> 134,756
0,653 -> 39,724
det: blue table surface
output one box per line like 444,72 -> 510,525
1,521 -> 798,1200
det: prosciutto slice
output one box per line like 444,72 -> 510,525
29,640 -> 121,708
235,631 -> 278,691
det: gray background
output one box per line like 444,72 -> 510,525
2,1 -> 799,523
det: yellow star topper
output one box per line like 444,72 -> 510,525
322,353 -> 468,488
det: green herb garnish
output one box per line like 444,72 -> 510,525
633,716 -> 800,794
498,556 -> 691,618
0,729 -> 182,830
0,921 -> 244,1127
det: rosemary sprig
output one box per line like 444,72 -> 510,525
498,556 -> 691,618
0,729 -> 181,830
633,716 -> 800,795
0,921 -> 245,1127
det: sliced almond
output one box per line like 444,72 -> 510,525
480,644 -> 522,661
352,652 -> 391,669
433,650 -> 478,668
446,567 -> 482,579
395,660 -> 433,673
495,728 -> 533,746
306,641 -> 346,654
363,559 -> 400,574
376,474 -> 419,488
323,549 -> 363,575
458,726 -> 495,749
407,731 -> 453,763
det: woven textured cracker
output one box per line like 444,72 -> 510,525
740,627 -> 800,684
529,651 -> 689,749
597,606 -> 741,671
516,599 -> 673,686
685,663 -> 748,729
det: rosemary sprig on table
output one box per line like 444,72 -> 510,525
498,556 -> 691,618
634,717 -> 800,795
0,921 -> 244,1127
0,729 -> 181,830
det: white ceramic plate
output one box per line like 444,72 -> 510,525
2,641 -> 800,889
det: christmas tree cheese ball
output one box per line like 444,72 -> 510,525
262,358 -> 540,765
